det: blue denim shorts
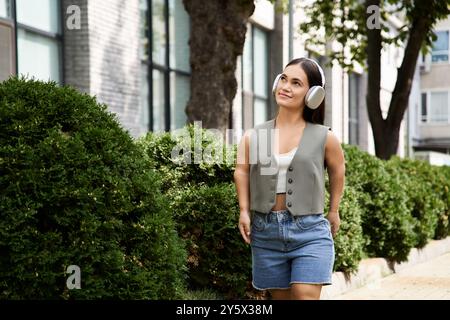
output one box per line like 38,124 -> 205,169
250,210 -> 335,290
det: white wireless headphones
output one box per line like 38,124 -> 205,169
272,58 -> 326,110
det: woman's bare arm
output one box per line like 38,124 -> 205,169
234,131 -> 251,244
324,131 -> 345,237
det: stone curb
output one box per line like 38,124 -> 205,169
321,236 -> 450,299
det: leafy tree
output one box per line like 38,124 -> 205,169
300,0 -> 450,159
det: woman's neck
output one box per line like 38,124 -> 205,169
275,110 -> 306,128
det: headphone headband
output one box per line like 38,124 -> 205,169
304,58 -> 325,87
272,57 -> 326,110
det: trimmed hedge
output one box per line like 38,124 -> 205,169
0,78 -> 186,299
429,164 -> 450,239
139,124 -> 235,190
342,145 -> 416,263
169,183 -> 251,299
326,185 -> 364,273
386,157 -> 445,248
139,129 -> 250,298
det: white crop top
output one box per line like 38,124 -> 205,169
274,147 -> 298,193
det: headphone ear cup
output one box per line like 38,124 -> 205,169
272,74 -> 282,95
305,86 -> 325,109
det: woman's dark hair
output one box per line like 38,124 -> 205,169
285,58 -> 325,125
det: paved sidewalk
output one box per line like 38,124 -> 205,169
332,252 -> 450,300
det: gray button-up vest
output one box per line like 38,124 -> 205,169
249,119 -> 329,216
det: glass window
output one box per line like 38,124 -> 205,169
141,0 -> 191,133
0,0 -> 11,18
16,0 -> 61,34
253,28 -> 268,98
242,27 -> 252,92
152,69 -> 166,132
152,0 -> 166,66
170,73 -> 189,130
169,0 -> 190,72
432,31 -> 449,63
140,0 -> 149,61
140,66 -> 150,134
430,91 -> 448,123
421,93 -> 427,122
253,98 -> 267,126
348,73 -> 360,145
241,25 -> 269,128
17,28 -> 61,83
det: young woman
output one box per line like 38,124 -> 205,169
234,58 -> 345,300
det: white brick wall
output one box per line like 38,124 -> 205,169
63,0 -> 142,137
63,0 -> 90,94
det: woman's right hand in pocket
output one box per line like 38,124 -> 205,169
239,210 -> 251,244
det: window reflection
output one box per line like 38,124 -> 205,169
152,0 -> 166,66
242,25 -> 269,127
16,0 -> 62,83
169,0 -> 190,73
170,73 -> 189,130
140,0 -> 191,133
16,0 -> 61,34
0,0 -> 11,18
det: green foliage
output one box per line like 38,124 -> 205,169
430,164 -> 450,239
0,77 -> 186,299
326,185 -> 364,273
342,145 -> 416,263
137,124 -> 236,191
139,130 -> 251,298
141,127 -> 450,297
169,183 -> 251,299
299,0 -> 450,71
386,157 -> 445,247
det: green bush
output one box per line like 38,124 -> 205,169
326,185 -> 364,273
433,165 -> 450,239
139,130 -> 253,298
138,124 -> 236,191
386,157 -> 444,247
0,78 -> 186,299
169,183 -> 251,299
342,145 -> 416,263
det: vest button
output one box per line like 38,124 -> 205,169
287,202 -> 292,207
288,167 -> 293,172
288,190 -> 293,195
288,178 -> 293,184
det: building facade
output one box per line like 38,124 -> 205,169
2,0 -> 448,162
415,16 -> 450,164
0,0 -> 63,84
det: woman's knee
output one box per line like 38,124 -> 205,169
269,288 -> 291,300
290,283 -> 322,300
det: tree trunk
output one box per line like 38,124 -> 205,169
365,0 -> 431,160
183,0 -> 255,132
383,16 -> 430,159
365,0 -> 387,159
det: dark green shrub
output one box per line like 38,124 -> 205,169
326,185 -> 364,273
433,165 -> 450,239
342,145 -> 416,263
169,183 -> 251,299
139,127 -> 249,298
0,78 -> 186,299
386,157 -> 444,247
138,125 -> 236,190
